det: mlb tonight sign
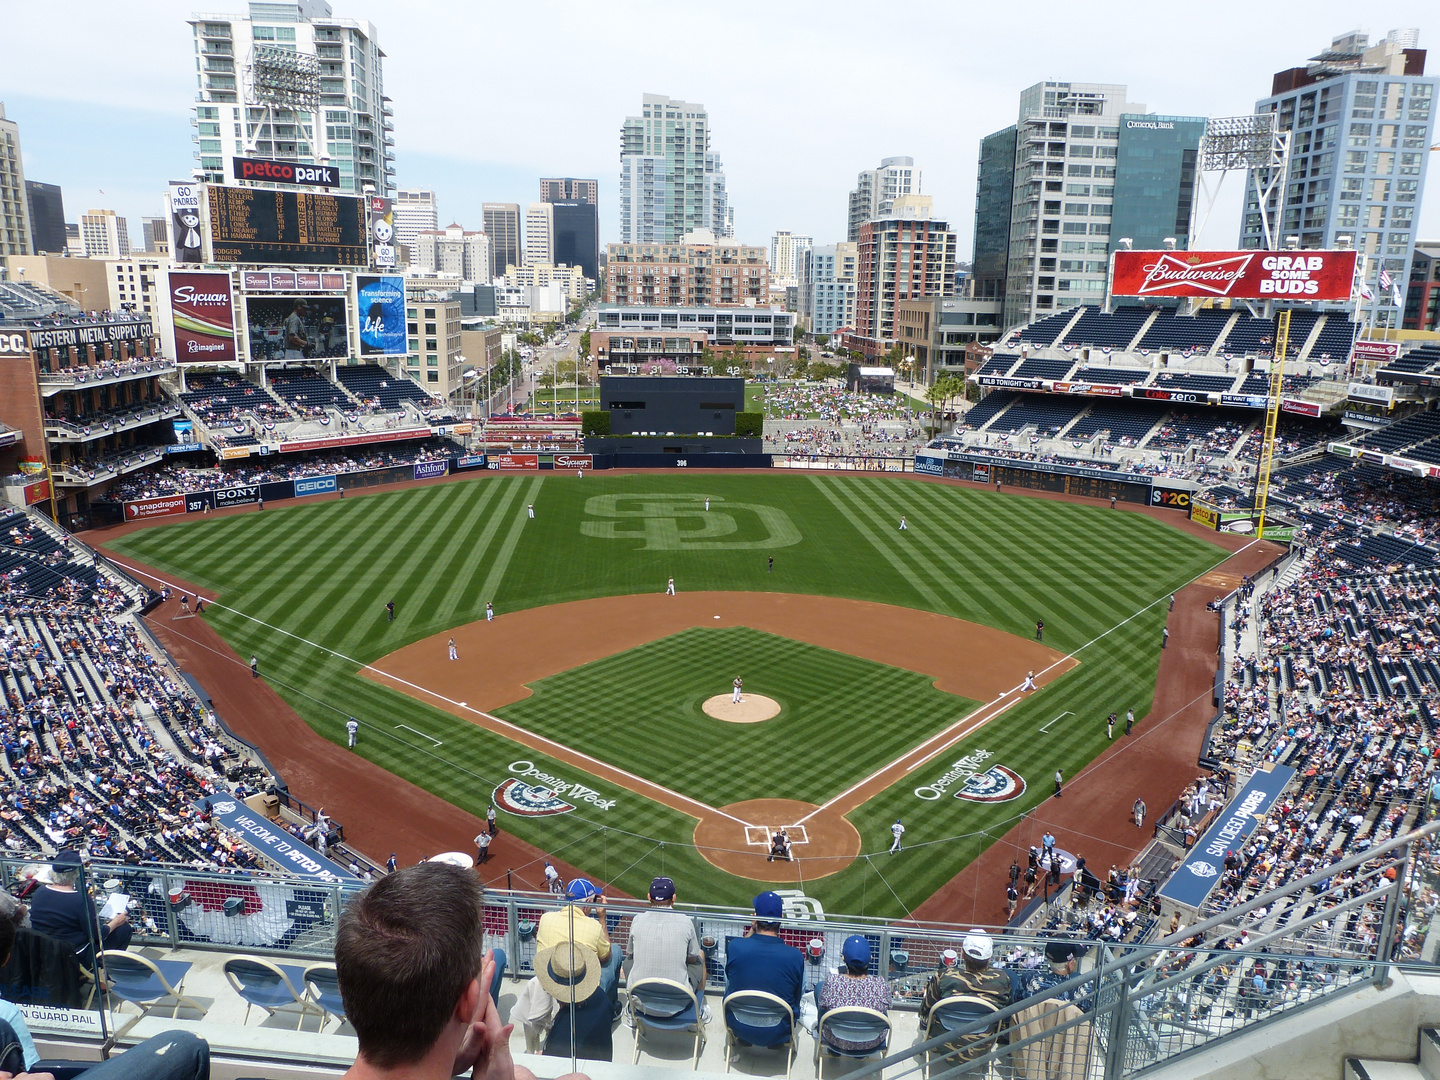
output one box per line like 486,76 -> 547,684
1158,764 -> 1295,909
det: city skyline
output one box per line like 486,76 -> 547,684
3,0 -> 1439,256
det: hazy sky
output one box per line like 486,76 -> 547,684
4,0 -> 1439,257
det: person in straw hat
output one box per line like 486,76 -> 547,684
534,937 -> 610,1061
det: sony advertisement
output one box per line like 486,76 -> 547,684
1110,249 -> 1359,300
356,275 -> 407,356
168,270 -> 237,363
244,295 -> 350,362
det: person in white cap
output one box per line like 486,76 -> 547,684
918,930 -> 1011,1063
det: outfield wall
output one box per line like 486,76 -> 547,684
913,450 -> 1196,509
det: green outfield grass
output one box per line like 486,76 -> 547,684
496,627 -> 979,807
106,471 -> 1227,914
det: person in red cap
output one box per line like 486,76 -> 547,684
724,891 -> 804,1046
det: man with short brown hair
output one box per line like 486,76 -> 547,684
336,862 -> 541,1080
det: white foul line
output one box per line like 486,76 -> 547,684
396,723 -> 442,746
1039,711 -> 1075,733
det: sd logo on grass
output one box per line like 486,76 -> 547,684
580,494 -> 801,550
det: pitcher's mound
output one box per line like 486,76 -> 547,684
703,694 -> 781,723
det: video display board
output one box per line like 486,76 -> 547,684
244,295 -> 351,362
207,185 -> 367,266
356,275 -> 407,356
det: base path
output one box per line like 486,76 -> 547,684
366,592 -> 1072,881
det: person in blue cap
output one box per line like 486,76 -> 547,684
724,891 -> 804,1046
816,935 -> 892,1053
536,877 -> 622,1015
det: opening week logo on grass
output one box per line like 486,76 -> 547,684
493,760 -> 618,817
913,749 -> 1026,803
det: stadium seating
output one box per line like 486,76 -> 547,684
1222,315 -> 1278,356
1013,308 -> 1081,346
960,390 -> 1019,429
1148,412 -> 1250,455
1072,367 -> 1150,385
987,395 -> 1087,436
336,364 -> 440,411
1306,315 -> 1359,362
1378,344 -> 1440,381
1012,356 -> 1076,380
1135,309 -> 1230,353
179,375 -> 290,426
1235,372 -> 1318,397
1066,401 -> 1166,444
265,370 -> 354,418
1061,306 -> 1152,350
1154,371 -> 1239,394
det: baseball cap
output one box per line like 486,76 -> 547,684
842,935 -> 871,965
753,891 -> 784,920
649,876 -> 676,901
961,930 -> 994,961
52,849 -> 82,870
566,878 -> 601,901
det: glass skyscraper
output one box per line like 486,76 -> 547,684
1110,115 -> 1205,253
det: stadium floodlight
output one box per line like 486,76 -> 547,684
244,44 -> 321,112
1191,114 -> 1292,251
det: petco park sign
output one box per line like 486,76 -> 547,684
1111,249 -> 1357,300
233,156 -> 338,188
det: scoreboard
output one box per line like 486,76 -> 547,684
983,464 -> 1148,503
207,185 -> 367,266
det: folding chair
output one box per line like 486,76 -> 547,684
723,989 -> 796,1077
224,956 -> 319,1028
923,994 -> 1003,1078
99,951 -> 203,1036
303,963 -> 347,1029
814,1006 -> 891,1077
627,977 -> 707,1069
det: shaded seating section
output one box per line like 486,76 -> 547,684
1235,372 -> 1318,396
1014,308 -> 1081,346
974,355 -> 1017,376
1380,344 -> 1440,380
1066,401 -> 1166,445
1154,371 -> 1240,394
1012,356 -> 1076,380
960,390 -> 1019,429
1308,315 -> 1359,362
988,395 -> 1087,437
1135,309 -> 1230,353
1358,410 -> 1440,455
1061,305 -> 1153,349
265,370 -> 353,419
1072,366 -> 1149,385
1148,412 -> 1249,455
1223,315 -> 1278,356
179,374 -> 290,425
1234,416 -> 1338,462
100,951 -> 203,1033
336,363 -> 439,411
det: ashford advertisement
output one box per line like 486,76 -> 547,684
356,275 -> 407,356
167,270 -> 237,362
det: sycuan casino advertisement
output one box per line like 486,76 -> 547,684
167,270 -> 237,362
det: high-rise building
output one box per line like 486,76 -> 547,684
1242,29 -> 1435,310
550,203 -> 599,284
524,202 -> 553,266
26,181 -> 66,256
1405,240 -> 1440,331
854,195 -> 956,357
187,1 -> 395,197
503,262 -> 586,303
540,177 -> 598,205
415,223 -> 490,282
0,104 -> 32,256
80,210 -> 131,258
619,94 -> 731,242
800,242 -> 858,336
846,157 -> 919,243
975,81 -> 1204,329
604,230 -> 767,307
141,217 -> 171,256
769,231 -> 813,289
64,224 -> 84,257
393,189 -> 438,252
482,202 -> 521,281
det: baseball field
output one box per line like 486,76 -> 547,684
104,471 -> 1227,915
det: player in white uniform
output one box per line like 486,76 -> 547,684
732,677 -> 743,704
346,718 -> 359,747
899,514 -> 907,530
889,818 -> 905,853
1021,670 -> 1036,692
543,861 -> 561,894
666,577 -> 675,596
486,602 -> 494,622
448,638 -> 458,661
528,503 -> 535,519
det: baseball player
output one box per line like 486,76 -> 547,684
1162,626 -> 1170,649
899,514 -> 908,530
386,600 -> 395,622
448,638 -> 458,661
486,602 -> 494,622
1053,770 -> 1063,798
250,655 -> 259,679
732,677 -> 743,704
768,556 -> 773,573
527,503 -> 535,519
666,577 -> 675,596
1107,713 -> 1116,739
1021,670 -> 1036,692
1035,619 -> 1044,642
346,717 -> 359,748
386,853 -> 398,873
889,818 -> 905,854
1125,708 -> 1135,735
543,861 -> 561,894
1133,798 -> 1146,829
1168,593 -> 1176,612
474,831 -> 492,864
487,802 -> 498,834
704,497 -> 710,511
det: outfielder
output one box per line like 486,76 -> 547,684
898,514 -> 907,530
666,577 -> 675,596
486,602 -> 494,622
528,503 -> 535,519
889,818 -> 905,854
448,638 -> 458,661
732,677 -> 743,704
346,718 -> 359,747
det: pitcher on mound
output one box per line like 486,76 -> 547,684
732,677 -> 743,704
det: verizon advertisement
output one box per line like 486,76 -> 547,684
1111,250 -> 1358,300
168,271 -> 237,362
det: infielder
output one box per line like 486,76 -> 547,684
346,717 -> 359,747
1021,670 -> 1036,692
486,602 -> 494,622
889,818 -> 905,854
732,677 -> 743,704
448,638 -> 458,661
666,577 -> 675,596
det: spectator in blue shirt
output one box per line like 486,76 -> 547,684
724,892 -> 804,1046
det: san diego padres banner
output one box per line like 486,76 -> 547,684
1111,249 -> 1357,300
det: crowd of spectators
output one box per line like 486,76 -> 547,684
762,384 -> 919,423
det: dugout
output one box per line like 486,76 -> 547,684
600,375 -> 745,435
847,364 -> 895,395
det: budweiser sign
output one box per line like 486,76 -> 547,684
1111,249 -> 1357,301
